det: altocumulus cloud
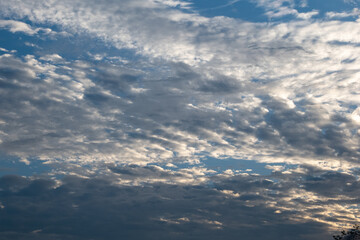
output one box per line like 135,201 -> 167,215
0,0 -> 359,239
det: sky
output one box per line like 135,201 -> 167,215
0,0 -> 360,239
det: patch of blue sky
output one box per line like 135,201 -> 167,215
0,21 -> 141,65
189,0 -> 268,22
188,0 -> 359,22
0,153 -> 52,177
296,0 -> 360,19
35,34 -> 134,63
191,0 -> 360,22
306,0 -> 358,13
0,29 -> 38,56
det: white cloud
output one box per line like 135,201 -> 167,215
0,19 -> 38,35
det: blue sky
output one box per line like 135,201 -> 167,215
0,0 -> 360,239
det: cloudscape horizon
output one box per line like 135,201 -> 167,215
0,0 -> 360,239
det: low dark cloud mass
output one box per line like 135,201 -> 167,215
1,168 -> 350,240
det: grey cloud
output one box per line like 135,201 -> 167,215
0,54 -> 111,159
257,96 -> 360,161
0,55 -> 35,80
196,77 -> 242,94
302,170 -> 360,198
